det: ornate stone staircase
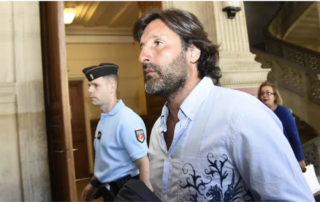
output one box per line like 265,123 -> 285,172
251,1 -> 320,174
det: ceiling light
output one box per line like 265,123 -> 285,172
64,7 -> 76,24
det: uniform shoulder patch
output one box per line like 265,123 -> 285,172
135,129 -> 145,143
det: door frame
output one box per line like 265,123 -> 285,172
57,3 -> 77,198
40,1 -> 77,201
68,76 -> 95,176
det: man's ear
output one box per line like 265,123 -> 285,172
189,45 -> 201,63
110,80 -> 117,93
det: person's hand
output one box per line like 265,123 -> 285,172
299,160 -> 306,172
144,180 -> 154,192
81,183 -> 96,202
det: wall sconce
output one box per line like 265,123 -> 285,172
222,1 -> 241,19
64,7 -> 76,24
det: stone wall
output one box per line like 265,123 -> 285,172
0,2 -> 51,201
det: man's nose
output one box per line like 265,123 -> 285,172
139,47 -> 152,63
88,86 -> 93,94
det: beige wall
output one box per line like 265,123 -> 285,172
67,43 -> 144,118
0,1 -> 51,201
66,42 -> 147,173
134,42 -> 147,115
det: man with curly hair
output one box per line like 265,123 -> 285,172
132,8 -> 314,202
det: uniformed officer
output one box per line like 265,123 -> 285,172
81,63 -> 153,202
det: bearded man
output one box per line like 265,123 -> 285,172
132,8 -> 314,202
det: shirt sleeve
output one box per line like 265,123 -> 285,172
120,119 -> 148,162
228,101 -> 314,201
279,106 -> 304,161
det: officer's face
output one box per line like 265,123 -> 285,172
139,19 -> 189,99
88,77 -> 111,107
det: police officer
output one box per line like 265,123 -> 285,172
81,63 -> 152,202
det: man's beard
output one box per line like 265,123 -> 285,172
143,51 -> 189,100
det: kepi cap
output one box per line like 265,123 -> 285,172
82,63 -> 118,81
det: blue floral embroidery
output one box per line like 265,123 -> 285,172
180,163 -> 212,195
180,153 -> 254,202
205,153 -> 228,188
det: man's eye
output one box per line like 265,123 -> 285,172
155,41 -> 162,46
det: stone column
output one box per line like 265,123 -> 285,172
163,1 -> 269,95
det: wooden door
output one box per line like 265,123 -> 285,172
69,80 -> 90,179
40,2 -> 77,201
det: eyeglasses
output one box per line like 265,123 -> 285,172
260,91 -> 275,96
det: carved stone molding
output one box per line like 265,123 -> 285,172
306,53 -> 320,73
304,144 -> 319,169
267,68 -> 276,82
253,49 -> 308,97
68,73 -> 84,80
0,95 -> 16,104
0,83 -> 16,96
220,69 -> 269,88
65,26 -> 132,36
254,55 -> 275,69
220,76 -> 268,86
308,74 -> 320,106
279,64 -> 304,96
66,35 -> 134,44
283,46 -> 305,66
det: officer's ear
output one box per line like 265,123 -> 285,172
104,76 -> 117,93
108,78 -> 117,93
110,80 -> 117,92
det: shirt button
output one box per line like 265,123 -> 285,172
163,194 -> 168,200
166,156 -> 171,162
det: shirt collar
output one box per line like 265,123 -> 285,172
159,76 -> 214,129
160,103 -> 169,133
180,76 -> 214,120
101,99 -> 125,119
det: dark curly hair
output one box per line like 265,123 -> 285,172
133,8 -> 221,83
